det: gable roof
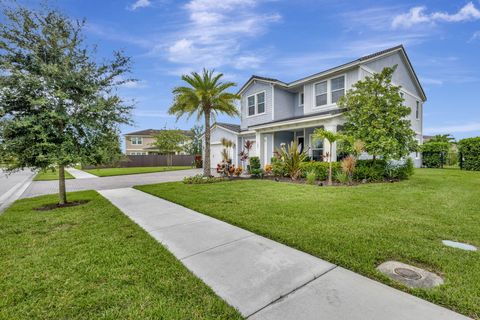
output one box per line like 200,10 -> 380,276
124,129 -> 193,137
238,45 -> 426,101
215,122 -> 241,133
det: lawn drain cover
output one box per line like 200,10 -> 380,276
377,261 -> 443,289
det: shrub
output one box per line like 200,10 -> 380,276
421,142 -> 449,168
183,174 -> 223,184
250,168 -> 264,178
458,137 -> 480,171
275,141 -> 308,180
353,160 -> 387,182
306,170 -> 317,185
300,161 -> 340,181
340,155 -> 356,183
335,171 -> 349,184
249,156 -> 261,171
385,158 -> 414,180
234,167 -> 243,176
264,164 -> 273,175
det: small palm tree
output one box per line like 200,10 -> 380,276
312,128 -> 346,185
169,69 -> 239,176
275,141 -> 308,180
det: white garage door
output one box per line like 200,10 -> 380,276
210,144 -> 223,169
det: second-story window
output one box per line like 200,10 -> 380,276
247,91 -> 266,116
331,76 -> 345,103
248,96 -> 255,116
257,92 -> 265,114
416,101 -> 420,120
299,92 -> 304,106
131,137 -> 143,145
315,81 -> 327,107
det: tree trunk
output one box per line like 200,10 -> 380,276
203,111 -> 211,177
58,165 -> 67,205
328,145 -> 333,186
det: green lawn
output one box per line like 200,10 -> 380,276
34,169 -> 74,181
136,169 -> 480,319
84,166 -> 192,177
0,191 -> 241,319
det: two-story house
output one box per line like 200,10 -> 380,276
124,129 -> 192,155
206,45 -> 426,168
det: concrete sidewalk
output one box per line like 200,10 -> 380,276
65,167 -> 98,179
99,187 -> 470,320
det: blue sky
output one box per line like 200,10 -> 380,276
23,0 -> 480,140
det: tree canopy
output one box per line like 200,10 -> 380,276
169,69 -> 239,176
339,66 -> 417,160
0,5 -> 133,204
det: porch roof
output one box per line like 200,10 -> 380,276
248,108 -> 345,131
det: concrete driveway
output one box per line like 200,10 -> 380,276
0,169 -> 35,212
21,168 -> 202,199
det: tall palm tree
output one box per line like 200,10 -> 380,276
169,69 -> 239,176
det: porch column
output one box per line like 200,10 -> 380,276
324,124 -> 337,162
255,131 -> 262,166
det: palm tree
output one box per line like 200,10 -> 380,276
312,128 -> 346,185
169,69 -> 239,176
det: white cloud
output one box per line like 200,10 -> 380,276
425,122 -> 480,134
393,2 -> 480,29
128,0 -> 151,11
159,0 -> 281,70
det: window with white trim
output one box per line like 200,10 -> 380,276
246,92 -> 266,116
315,81 -> 327,107
310,134 -> 324,161
415,101 -> 420,120
131,137 -> 143,145
299,92 -> 304,106
331,76 -> 345,103
314,75 -> 345,107
248,96 -> 255,116
257,92 -> 265,114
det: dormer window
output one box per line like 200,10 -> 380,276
247,91 -> 266,116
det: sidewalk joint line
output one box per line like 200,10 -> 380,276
180,234 -> 256,261
246,265 -> 338,319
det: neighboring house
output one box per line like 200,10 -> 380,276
206,45 -> 426,169
124,129 -> 192,155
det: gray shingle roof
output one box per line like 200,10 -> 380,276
215,122 -> 241,132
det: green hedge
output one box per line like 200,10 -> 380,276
299,161 -> 340,181
276,158 -> 413,182
421,142 -> 449,168
458,137 -> 480,171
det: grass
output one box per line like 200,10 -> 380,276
136,169 -> 480,319
0,191 -> 241,319
84,166 -> 192,177
34,169 -> 74,181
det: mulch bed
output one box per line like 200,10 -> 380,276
35,200 -> 90,211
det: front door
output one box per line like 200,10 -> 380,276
297,136 -> 305,153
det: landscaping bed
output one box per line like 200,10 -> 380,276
83,166 -> 192,177
137,169 -> 480,319
0,191 -> 241,319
